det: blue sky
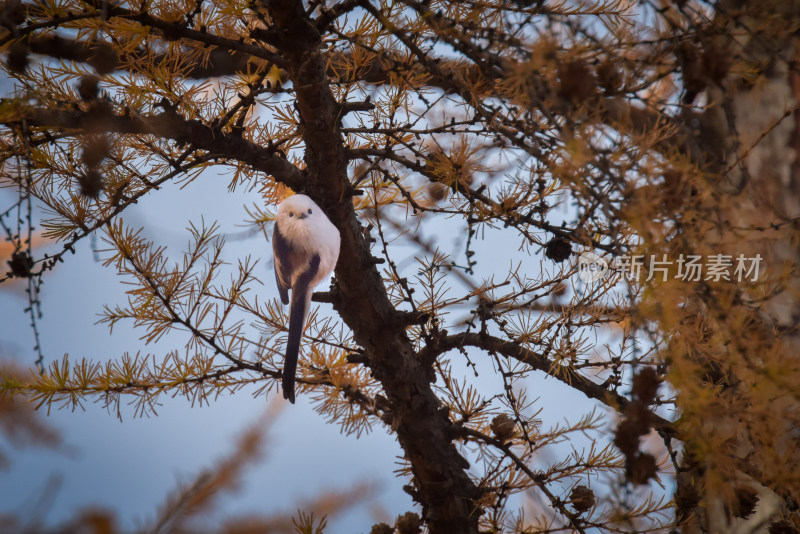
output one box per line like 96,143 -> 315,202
0,173 -> 415,531
0,161 -> 620,531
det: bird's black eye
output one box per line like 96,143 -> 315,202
289,212 -> 294,217
308,208 -> 312,214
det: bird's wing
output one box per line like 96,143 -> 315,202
282,253 -> 321,404
272,222 -> 297,305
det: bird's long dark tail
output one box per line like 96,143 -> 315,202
282,255 -> 320,403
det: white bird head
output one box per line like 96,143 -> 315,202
277,194 -> 324,229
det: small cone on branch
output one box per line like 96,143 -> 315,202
370,523 -> 394,534
6,41 -> 28,73
569,484 -> 595,514
545,237 -> 571,262
395,512 -> 421,534
490,414 -> 516,442
78,169 -> 104,198
78,75 -> 100,101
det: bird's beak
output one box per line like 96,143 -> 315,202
298,213 -> 308,220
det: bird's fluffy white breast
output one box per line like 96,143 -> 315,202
302,215 -> 339,287
278,203 -> 340,289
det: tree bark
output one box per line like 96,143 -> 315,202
262,1 -> 482,531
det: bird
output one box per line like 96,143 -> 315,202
272,194 -> 340,403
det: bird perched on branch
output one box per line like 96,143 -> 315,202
272,194 -> 340,403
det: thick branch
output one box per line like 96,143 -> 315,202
419,332 -> 674,435
22,33 -> 254,79
7,106 -> 305,190
83,1 -> 286,67
264,1 -> 483,532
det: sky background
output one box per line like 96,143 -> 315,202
0,162 -> 625,532
0,173 -> 416,531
